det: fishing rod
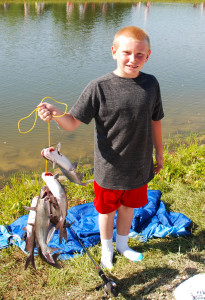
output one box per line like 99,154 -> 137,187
67,222 -> 118,297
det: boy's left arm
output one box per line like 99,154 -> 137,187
152,120 -> 163,174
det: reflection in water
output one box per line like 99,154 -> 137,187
24,3 -> 29,18
2,1 -> 154,23
66,2 -> 74,18
144,2 -> 151,23
35,2 -> 45,15
1,1 -> 205,19
0,2 -> 205,175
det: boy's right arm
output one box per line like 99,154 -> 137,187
37,102 -> 82,132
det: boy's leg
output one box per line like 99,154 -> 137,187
116,205 -> 143,262
99,210 -> 116,269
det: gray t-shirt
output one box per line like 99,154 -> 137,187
69,72 -> 164,190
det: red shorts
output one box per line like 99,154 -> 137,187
94,181 -> 148,214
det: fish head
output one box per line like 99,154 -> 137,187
42,172 -> 54,181
39,184 -> 50,199
41,146 -> 56,159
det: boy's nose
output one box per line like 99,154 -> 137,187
130,54 -> 137,62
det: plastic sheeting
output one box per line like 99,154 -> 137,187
0,190 -> 191,260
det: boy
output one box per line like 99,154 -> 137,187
38,26 -> 164,269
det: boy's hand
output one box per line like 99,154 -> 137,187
154,154 -> 163,175
37,103 -> 60,122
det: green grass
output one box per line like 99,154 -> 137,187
0,133 -> 204,299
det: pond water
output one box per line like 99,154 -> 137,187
0,2 -> 205,175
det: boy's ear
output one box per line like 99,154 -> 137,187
146,50 -> 151,62
111,46 -> 117,60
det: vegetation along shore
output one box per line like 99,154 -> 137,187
0,133 -> 204,299
0,0 -> 205,4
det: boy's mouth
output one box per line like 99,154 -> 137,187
126,64 -> 138,70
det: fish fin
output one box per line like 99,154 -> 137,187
54,173 -> 60,180
64,221 -> 75,228
77,172 -> 84,180
51,247 -> 60,253
24,206 -> 36,211
58,226 -> 68,243
75,172 -> 86,185
52,252 -> 62,269
25,254 -> 36,270
62,228 -> 67,242
44,253 -> 55,264
46,225 -> 56,245
52,252 -> 60,261
72,162 -> 78,170
57,142 -> 61,152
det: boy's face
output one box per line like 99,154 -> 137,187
112,36 -> 151,78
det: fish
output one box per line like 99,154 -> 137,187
46,192 -> 67,244
41,142 -> 86,185
35,185 -> 61,268
23,196 -> 38,269
42,172 -> 68,244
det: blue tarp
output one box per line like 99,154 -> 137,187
0,190 -> 191,260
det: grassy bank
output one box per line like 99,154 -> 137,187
0,134 -> 204,299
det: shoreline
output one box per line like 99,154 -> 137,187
0,131 -> 204,184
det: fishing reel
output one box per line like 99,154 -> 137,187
96,271 -> 118,297
103,278 -> 118,297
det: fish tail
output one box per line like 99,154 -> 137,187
45,252 -> 55,264
52,252 -> 62,269
38,247 -> 61,269
25,254 -> 36,270
38,246 -> 55,264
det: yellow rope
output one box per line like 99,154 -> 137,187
18,96 -> 68,134
18,96 -> 68,172
46,121 -> 51,172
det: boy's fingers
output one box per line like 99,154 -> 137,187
37,108 -> 52,121
37,103 -> 45,109
154,163 -> 163,174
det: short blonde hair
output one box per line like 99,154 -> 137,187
113,26 -> 150,50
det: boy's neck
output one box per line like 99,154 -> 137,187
113,69 -> 140,79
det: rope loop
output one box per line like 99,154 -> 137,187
18,96 -> 68,134
18,97 -> 68,172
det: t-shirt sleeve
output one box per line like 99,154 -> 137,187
152,81 -> 164,121
69,81 -> 99,124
